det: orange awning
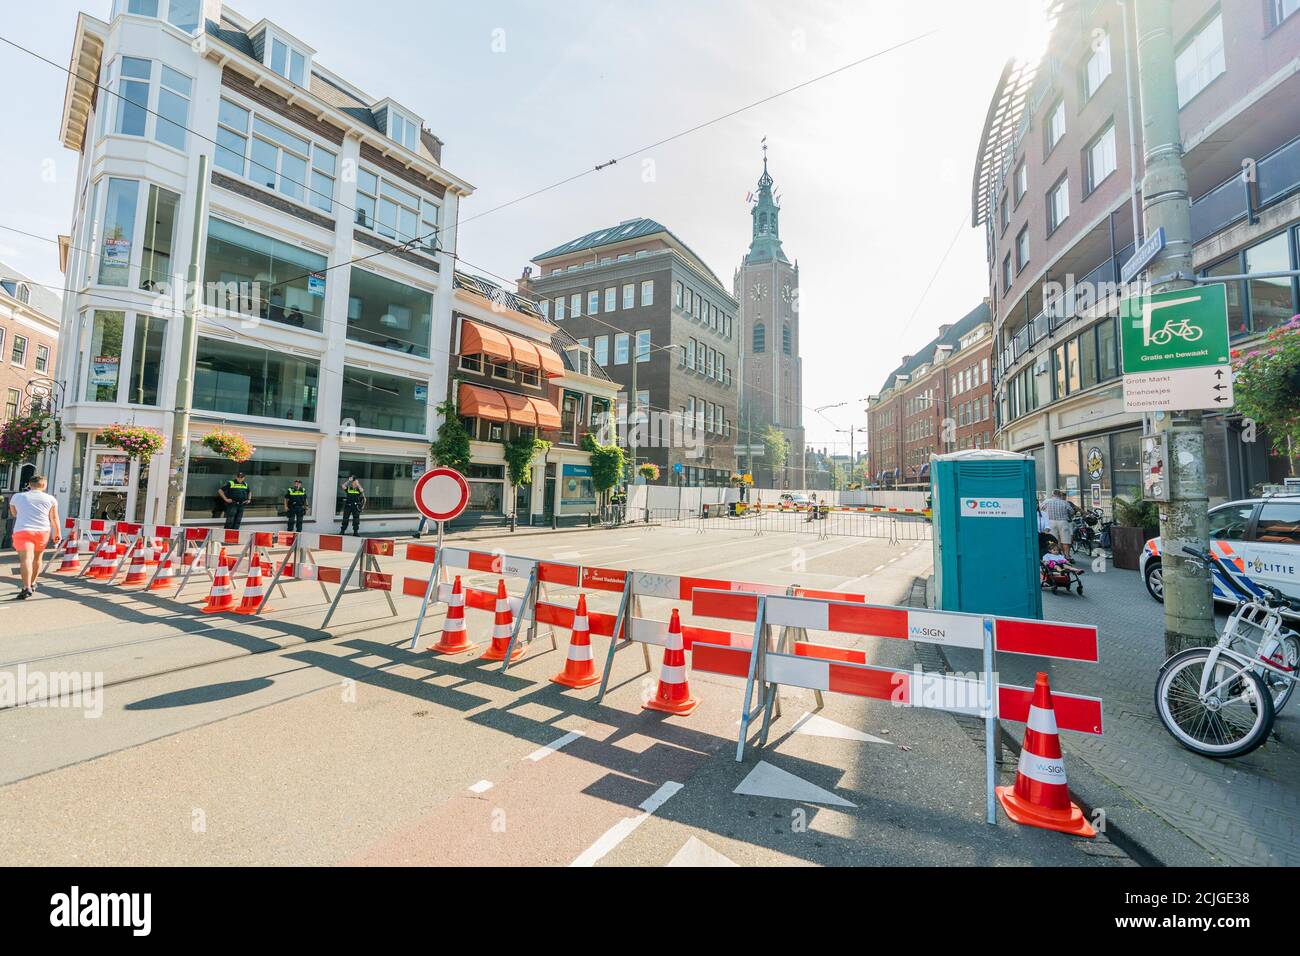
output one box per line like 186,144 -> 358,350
458,382 -> 510,422
505,333 -> 540,371
499,390 -> 537,426
529,396 -> 562,430
537,344 -> 565,378
460,319 -> 512,361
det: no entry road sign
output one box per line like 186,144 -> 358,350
414,467 -> 470,522
1120,283 -> 1232,412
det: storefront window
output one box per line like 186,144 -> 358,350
193,337 -> 319,421
68,432 -> 89,520
336,453 -> 422,514
127,315 -> 166,405
1204,257 -> 1248,335
204,217 -> 326,331
465,463 -> 504,514
559,463 -> 595,514
1055,441 -> 1081,506
184,444 -> 314,519
347,268 -> 432,357
340,367 -> 428,434
1030,446 -> 1047,498
85,310 -> 125,402
1244,232 -> 1296,334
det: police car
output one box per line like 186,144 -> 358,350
1140,495 -> 1300,612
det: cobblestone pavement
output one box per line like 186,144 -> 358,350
938,564 -> 1300,866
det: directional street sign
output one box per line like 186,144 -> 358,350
1119,283 -> 1232,412
1120,226 -> 1166,285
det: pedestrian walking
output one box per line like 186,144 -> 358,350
7,475 -> 60,600
339,476 -> 366,535
1039,489 -> 1078,562
219,471 -> 252,530
283,479 -> 308,532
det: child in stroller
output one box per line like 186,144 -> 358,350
1039,532 -> 1084,595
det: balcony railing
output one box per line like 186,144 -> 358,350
1191,135 -> 1300,243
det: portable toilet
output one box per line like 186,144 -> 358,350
930,449 -> 1041,620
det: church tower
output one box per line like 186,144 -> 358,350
735,144 -> 805,488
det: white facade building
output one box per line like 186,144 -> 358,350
52,1 -> 473,533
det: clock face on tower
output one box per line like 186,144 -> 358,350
750,280 -> 767,302
780,283 -> 792,303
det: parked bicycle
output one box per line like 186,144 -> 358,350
1070,508 -> 1110,558
1155,546 -> 1299,758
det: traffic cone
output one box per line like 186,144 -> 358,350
480,579 -> 524,662
231,556 -> 267,615
200,558 -> 236,613
217,547 -> 230,570
551,594 -> 599,688
644,609 -> 698,715
54,534 -> 81,574
85,538 -> 116,580
121,540 -> 150,586
996,672 -> 1096,838
149,549 -> 178,590
429,576 -> 476,655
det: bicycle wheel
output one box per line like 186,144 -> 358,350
1254,632 -> 1298,715
1155,649 -> 1274,758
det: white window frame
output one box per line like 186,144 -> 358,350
554,296 -> 566,321
103,56 -> 191,152
622,284 -> 635,309
1175,13 -> 1225,108
386,108 -> 421,152
1084,31 -> 1111,100
640,279 -> 654,306
570,293 -> 582,318
1046,99 -> 1066,152
354,163 -> 439,252
588,290 -> 600,315
614,333 -> 629,365
635,329 -> 650,364
1047,175 -> 1070,233
1085,123 -> 1117,194
267,33 -> 310,87
216,96 -> 338,214
604,287 -> 617,311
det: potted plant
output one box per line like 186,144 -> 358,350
0,413 -> 61,465
100,423 -> 165,460
1110,492 -> 1160,570
201,428 -> 256,462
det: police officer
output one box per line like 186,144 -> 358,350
219,471 -> 252,530
339,476 -> 366,535
283,479 -> 308,532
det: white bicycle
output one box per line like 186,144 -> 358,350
1155,546 -> 1299,758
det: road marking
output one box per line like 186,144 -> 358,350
525,729 -> 584,762
667,835 -> 738,867
552,551 -> 582,560
791,712 -> 890,745
570,780 -> 683,867
469,780 -> 494,794
734,760 -> 856,807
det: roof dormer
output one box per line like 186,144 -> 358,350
372,98 -> 423,153
247,19 -> 316,88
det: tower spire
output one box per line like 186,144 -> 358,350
746,138 -> 787,265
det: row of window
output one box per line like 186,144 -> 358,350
573,331 -> 650,368
1004,315 -> 1120,423
457,353 -> 542,388
672,281 -> 734,340
679,338 -> 731,386
684,396 -> 731,437
0,328 -> 48,371
541,280 -> 654,320
950,359 -> 989,398
751,323 -> 793,355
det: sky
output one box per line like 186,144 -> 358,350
0,0 -> 1051,451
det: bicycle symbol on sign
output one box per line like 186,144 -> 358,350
1149,317 -> 1204,346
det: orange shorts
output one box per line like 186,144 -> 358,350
12,530 -> 51,551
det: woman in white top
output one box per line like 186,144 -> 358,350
8,475 -> 60,599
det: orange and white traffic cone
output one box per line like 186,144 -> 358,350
121,540 -> 150,586
54,534 -> 81,574
479,579 -> 524,662
551,594 -> 599,688
644,608 -> 698,715
200,559 -> 236,613
149,549 -> 178,590
430,576 -> 476,655
85,538 -> 116,580
231,557 -> 267,615
996,672 -> 1096,837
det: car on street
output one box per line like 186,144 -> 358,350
778,492 -> 811,507
1140,495 -> 1300,613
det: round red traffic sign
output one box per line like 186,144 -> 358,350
413,467 -> 470,522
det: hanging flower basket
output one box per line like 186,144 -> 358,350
0,414 -> 61,465
1232,316 -> 1300,460
638,462 -> 660,482
100,423 -> 165,460
201,429 -> 256,462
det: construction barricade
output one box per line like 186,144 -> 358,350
687,588 -> 1101,826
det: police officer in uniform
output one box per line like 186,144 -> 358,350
339,476 -> 366,535
219,471 -> 252,530
283,479 -> 308,532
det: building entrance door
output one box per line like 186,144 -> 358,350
84,447 -> 135,522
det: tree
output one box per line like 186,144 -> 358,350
429,400 -> 471,473
1232,316 -> 1300,475
504,433 -> 550,486
582,433 -> 625,503
761,425 -> 789,475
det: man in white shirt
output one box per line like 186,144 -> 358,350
8,475 -> 60,600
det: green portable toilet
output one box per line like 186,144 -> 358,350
931,449 -> 1041,619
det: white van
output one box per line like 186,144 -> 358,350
1140,495 -> 1300,612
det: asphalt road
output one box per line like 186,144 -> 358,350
0,525 -> 1132,866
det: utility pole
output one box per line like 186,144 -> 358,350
628,335 -> 637,487
1134,0 -> 1214,656
165,153 -> 209,527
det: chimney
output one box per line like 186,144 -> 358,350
900,354 -> 912,365
937,324 -> 953,337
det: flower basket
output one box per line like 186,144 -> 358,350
1232,316 -> 1300,460
201,429 -> 256,462
0,414 -> 61,465
638,463 -> 660,482
100,423 -> 165,460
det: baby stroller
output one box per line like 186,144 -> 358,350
1038,531 -> 1084,595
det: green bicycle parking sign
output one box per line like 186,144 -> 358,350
1120,283 -> 1231,374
